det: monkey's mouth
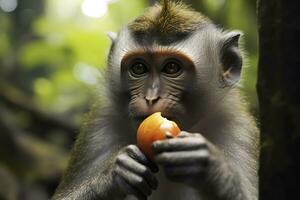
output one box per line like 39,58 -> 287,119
161,115 -> 176,121
134,113 -> 176,122
134,115 -> 148,122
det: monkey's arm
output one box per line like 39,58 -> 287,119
52,126 -> 158,200
52,141 -> 123,200
153,131 -> 258,200
200,141 -> 257,200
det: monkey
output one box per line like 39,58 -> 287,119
52,1 -> 259,200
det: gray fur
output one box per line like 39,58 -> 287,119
52,12 -> 258,200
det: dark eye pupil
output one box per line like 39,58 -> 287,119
165,63 -> 180,74
131,63 -> 147,75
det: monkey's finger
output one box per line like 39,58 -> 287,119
125,145 -> 159,172
154,150 -> 210,166
115,165 -> 153,197
115,175 -> 147,200
177,131 -> 192,138
116,154 -> 158,189
177,131 -> 203,138
152,137 -> 206,153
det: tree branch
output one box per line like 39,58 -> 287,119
0,81 -> 78,136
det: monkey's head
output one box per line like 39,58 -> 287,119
107,0 -> 243,130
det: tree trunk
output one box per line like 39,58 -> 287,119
257,0 -> 300,199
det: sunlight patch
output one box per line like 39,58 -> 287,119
0,0 -> 18,12
81,0 -> 117,18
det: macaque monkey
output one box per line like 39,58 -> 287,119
52,1 -> 259,200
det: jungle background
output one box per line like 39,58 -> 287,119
0,0 -> 258,199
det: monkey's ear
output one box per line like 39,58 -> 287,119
106,31 -> 117,43
220,31 -> 243,86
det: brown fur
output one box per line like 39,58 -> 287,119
128,0 -> 210,35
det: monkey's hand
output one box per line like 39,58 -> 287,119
153,131 -> 250,200
152,131 -> 214,187
112,145 -> 159,200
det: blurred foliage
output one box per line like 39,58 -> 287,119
192,0 -> 258,112
0,0 -> 258,199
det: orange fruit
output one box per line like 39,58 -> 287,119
137,112 -> 181,159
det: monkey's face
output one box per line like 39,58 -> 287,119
121,50 -> 196,128
111,27 -> 242,130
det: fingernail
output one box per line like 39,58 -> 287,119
165,131 -> 174,138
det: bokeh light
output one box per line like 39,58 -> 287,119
81,0 -> 118,18
73,62 -> 100,85
0,0 -> 18,12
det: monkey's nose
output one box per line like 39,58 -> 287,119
145,96 -> 160,106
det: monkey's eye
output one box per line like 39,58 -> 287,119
162,62 -> 182,76
130,62 -> 148,76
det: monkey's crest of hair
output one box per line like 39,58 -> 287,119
128,0 -> 210,36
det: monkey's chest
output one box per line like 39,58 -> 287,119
126,171 -> 202,200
